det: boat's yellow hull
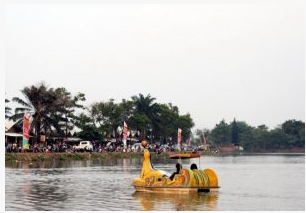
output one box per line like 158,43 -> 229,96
134,186 -> 219,194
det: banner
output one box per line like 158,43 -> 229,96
187,136 -> 191,147
122,121 -> 128,148
178,128 -> 182,150
203,136 -> 207,144
117,126 -> 123,135
22,113 -> 31,149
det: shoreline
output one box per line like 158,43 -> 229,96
5,150 -> 304,163
5,152 -> 147,163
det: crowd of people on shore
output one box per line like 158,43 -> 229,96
5,140 -> 200,154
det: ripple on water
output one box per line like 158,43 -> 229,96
6,155 -> 305,211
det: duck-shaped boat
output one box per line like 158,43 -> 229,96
132,141 -> 219,193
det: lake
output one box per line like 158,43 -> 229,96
5,153 -> 305,211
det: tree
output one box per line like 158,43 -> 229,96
210,119 -> 231,145
281,120 -> 305,148
117,99 -> 134,122
131,94 -> 159,139
11,83 -> 51,143
195,128 -> 210,145
74,112 -> 102,141
232,121 -> 253,150
268,127 -> 291,150
154,103 -> 178,143
250,125 -> 270,151
5,99 -> 12,119
132,94 -> 158,117
90,99 -> 122,139
11,83 -> 82,143
54,88 -> 86,139
231,118 -> 239,145
129,113 -> 151,140
177,113 -> 194,142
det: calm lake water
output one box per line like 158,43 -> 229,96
5,153 -> 305,211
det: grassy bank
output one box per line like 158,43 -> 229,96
5,152 -> 171,163
5,149 -> 219,163
7,149 -> 303,163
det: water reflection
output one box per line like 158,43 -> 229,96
6,154 -> 304,211
133,191 -> 219,211
24,182 -> 68,211
6,158 -> 128,169
6,165 -> 69,211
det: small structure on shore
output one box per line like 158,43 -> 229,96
5,119 -> 23,149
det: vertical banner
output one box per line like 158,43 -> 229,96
178,128 -> 182,151
117,126 -> 123,135
22,113 -> 30,149
203,136 -> 207,144
122,121 -> 128,149
188,136 -> 191,147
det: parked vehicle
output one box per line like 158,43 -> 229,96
73,141 -> 93,152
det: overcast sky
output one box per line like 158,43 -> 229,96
5,3 -> 305,130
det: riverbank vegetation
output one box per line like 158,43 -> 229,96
5,152 -> 174,162
5,82 -> 305,153
196,119 -> 305,152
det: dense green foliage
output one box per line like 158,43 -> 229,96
8,84 -> 194,144
9,83 -> 86,143
6,83 -> 304,151
86,94 -> 194,143
196,119 -> 305,151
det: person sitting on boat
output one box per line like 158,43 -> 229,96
169,163 -> 182,181
190,163 -> 198,170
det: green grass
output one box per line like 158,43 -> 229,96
5,151 -> 170,163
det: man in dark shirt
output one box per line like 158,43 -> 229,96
169,163 -> 182,181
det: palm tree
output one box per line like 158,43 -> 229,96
5,99 -> 12,119
131,94 -> 159,139
132,94 -> 157,115
10,83 -> 69,143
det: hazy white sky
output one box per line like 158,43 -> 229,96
5,3 -> 305,130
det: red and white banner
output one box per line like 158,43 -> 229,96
187,137 -> 191,147
203,136 -> 207,144
178,128 -> 182,150
123,121 -> 128,140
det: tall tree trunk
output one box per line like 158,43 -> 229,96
36,121 -> 41,144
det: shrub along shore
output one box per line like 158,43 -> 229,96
5,152 -> 171,163
5,150 -> 219,163
5,149 -> 304,164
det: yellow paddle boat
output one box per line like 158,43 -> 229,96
132,141 -> 220,194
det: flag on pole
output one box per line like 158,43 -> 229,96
187,136 -> 192,147
203,136 -> 207,144
178,128 -> 182,151
123,121 -> 128,149
23,113 -> 31,149
117,126 -> 123,135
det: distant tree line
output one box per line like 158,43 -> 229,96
5,83 -> 304,151
195,118 -> 305,152
5,83 -> 194,144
